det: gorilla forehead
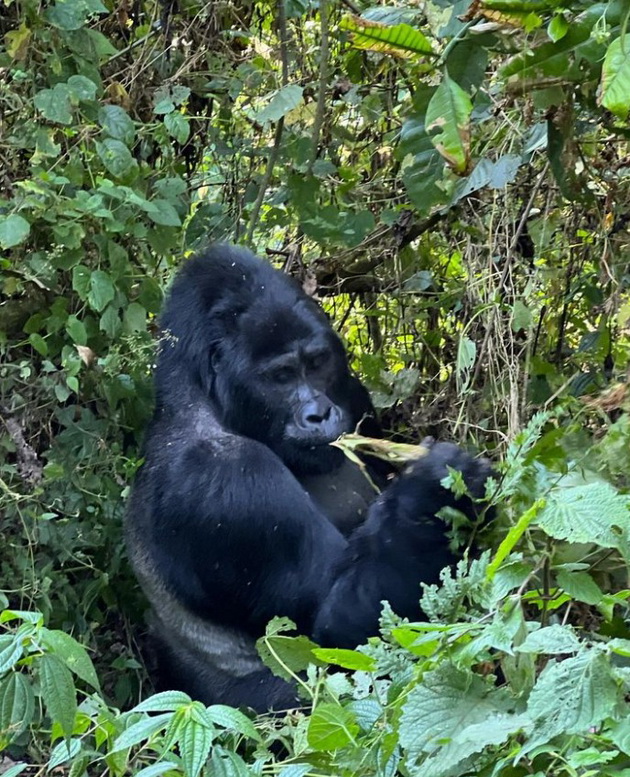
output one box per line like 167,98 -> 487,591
237,297 -> 330,360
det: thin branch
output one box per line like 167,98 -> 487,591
245,0 -> 289,245
309,0 -> 329,168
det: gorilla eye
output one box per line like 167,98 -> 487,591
308,351 -> 329,370
272,366 -> 295,384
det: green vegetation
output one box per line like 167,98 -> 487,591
2,0 -> 630,774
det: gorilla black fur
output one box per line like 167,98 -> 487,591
126,245 -> 489,712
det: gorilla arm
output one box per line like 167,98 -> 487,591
148,433 -> 484,649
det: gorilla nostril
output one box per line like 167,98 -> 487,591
304,404 -> 332,426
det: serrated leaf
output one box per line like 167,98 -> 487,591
131,690 -> 192,713
0,673 -> 34,744
47,738 -> 81,771
38,654 -> 77,738
517,624 -> 581,655
600,35 -> 630,119
110,712 -> 173,752
340,16 -> 434,58
205,705 -> 261,741
307,703 -> 359,751
537,482 -> 630,557
0,214 -> 31,249
254,85 -> 304,124
40,629 -> 100,691
526,651 -> 618,749
556,569 -> 604,605
180,719 -> 213,777
88,270 -> 115,312
399,664 -> 502,761
426,73 -> 472,174
0,635 -> 24,673
312,648 -> 376,671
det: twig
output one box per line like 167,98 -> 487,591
470,162 -> 549,389
309,0 -> 329,168
245,0 -> 289,245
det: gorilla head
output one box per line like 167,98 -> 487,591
155,245 -> 374,473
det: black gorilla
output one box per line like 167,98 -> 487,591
126,245 -> 489,712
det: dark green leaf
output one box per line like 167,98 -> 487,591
38,654 -> 77,738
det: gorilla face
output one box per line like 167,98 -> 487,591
211,296 -> 359,472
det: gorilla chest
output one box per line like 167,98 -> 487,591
298,458 -> 378,535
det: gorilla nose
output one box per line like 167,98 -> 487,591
301,397 -> 333,428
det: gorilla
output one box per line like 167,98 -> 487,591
125,244 -> 490,712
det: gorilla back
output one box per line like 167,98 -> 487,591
126,245 -> 490,712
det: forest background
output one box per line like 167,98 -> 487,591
2,0 -> 630,775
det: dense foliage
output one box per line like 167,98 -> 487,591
2,0 -> 630,774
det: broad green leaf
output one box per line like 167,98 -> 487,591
526,651 -> 618,749
146,199 -> 181,227
205,705 -> 261,741
134,763 -> 179,777
209,747 -> 251,777
339,17 -> 434,58
110,712 -> 173,752
487,500 -> 544,579
517,624 -> 581,655
65,316 -> 88,346
312,648 -> 376,671
40,628 -> 101,691
29,333 -> 48,356
537,482 -> 630,557
98,105 -> 136,145
88,270 -> 116,312
425,73 -> 472,174
38,654 -> 77,738
548,14 -> 569,42
0,214 -> 31,248
34,84 -> 73,124
123,302 -> 147,333
67,75 -> 98,101
307,703 -> 359,751
47,738 -> 81,771
179,719 -> 213,777
0,635 -> 24,673
456,336 -> 476,378
556,569 -> 604,605
5,22 -> 31,60
600,35 -> 630,119
164,112 -> 190,144
46,0 -> 108,29
96,138 -> 136,179
131,690 -> 192,713
0,764 -> 27,777
0,673 -> 34,745
72,264 -> 91,299
254,85 -> 303,125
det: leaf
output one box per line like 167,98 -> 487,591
0,214 -> 31,249
98,105 -> 136,145
600,35 -> 630,119
526,651 -> 618,749
123,302 -> 147,333
556,569 -> 604,606
67,75 -> 98,101
110,712 -> 173,752
0,673 -> 34,745
40,628 -> 101,691
38,654 -> 77,738
72,264 -> 91,299
146,199 -> 181,227
164,112 -> 190,144
537,482 -> 630,557
131,690 -> 192,713
88,270 -> 116,312
425,73 -> 472,174
307,703 -> 359,751
5,22 -> 31,60
46,0 -> 107,30
34,84 -> 73,124
205,705 -> 261,741
487,499 -> 545,579
179,719 -> 213,777
0,635 -> 24,673
47,738 -> 81,771
96,138 -> 136,179
311,648 -> 376,671
517,624 -> 581,655
340,16 -> 434,58
254,85 -> 304,125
